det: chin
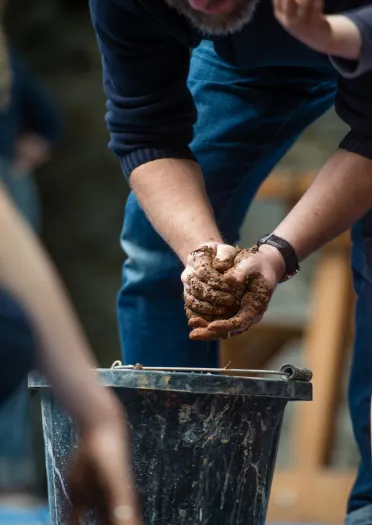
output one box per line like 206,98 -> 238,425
166,0 -> 259,36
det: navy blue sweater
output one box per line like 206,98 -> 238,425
89,0 -> 372,179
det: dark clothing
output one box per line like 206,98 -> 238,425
0,49 -> 62,160
89,0 -> 372,179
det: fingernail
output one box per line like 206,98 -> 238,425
113,506 -> 133,521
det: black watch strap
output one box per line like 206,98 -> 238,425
257,234 -> 300,283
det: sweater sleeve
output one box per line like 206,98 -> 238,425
329,5 -> 372,79
89,0 -> 197,179
335,67 -> 372,160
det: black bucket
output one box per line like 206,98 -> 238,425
29,366 -> 312,525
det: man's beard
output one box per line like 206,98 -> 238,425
165,0 -> 259,36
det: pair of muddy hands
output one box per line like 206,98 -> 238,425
182,244 -> 273,341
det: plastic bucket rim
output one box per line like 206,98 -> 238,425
28,368 -> 312,401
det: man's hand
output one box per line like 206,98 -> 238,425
273,0 -> 362,59
273,0 -> 332,52
182,243 -> 285,340
13,133 -> 52,173
67,414 -> 142,525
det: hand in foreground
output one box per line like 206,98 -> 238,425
182,243 -> 285,340
273,0 -> 331,53
67,412 -> 142,525
13,133 -> 52,173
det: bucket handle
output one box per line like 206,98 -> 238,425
110,362 -> 312,382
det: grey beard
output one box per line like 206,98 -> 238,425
165,0 -> 259,36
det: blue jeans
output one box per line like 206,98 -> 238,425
118,41 -> 370,520
0,157 -> 41,233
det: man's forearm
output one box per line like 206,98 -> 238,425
0,186 -> 120,431
130,158 -> 223,265
273,150 -> 372,261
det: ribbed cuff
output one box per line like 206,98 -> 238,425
329,55 -> 363,80
339,131 -> 372,160
120,146 -> 196,180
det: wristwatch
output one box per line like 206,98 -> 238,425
257,234 -> 300,283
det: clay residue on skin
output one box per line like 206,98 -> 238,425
185,245 -> 271,340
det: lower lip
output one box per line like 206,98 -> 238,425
189,0 -> 234,14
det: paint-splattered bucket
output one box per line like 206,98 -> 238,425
29,365 -> 312,525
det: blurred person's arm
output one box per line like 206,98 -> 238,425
0,183 -> 140,525
273,0 -> 372,78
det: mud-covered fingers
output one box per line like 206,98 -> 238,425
188,247 -> 232,292
184,292 -> 235,317
185,276 -> 238,307
181,264 -> 193,285
189,327 -> 229,341
188,317 -> 209,328
247,272 -> 272,297
212,244 -> 239,273
206,288 -> 269,334
185,307 -> 213,328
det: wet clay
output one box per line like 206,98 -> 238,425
185,245 -> 271,340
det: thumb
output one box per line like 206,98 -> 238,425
97,445 -> 141,525
112,504 -> 139,525
213,244 -> 239,273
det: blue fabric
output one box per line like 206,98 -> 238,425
347,212 -> 372,514
117,41 -> 336,366
0,504 -> 49,525
0,157 -> 40,232
346,504 -> 372,525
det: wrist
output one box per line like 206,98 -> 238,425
325,15 -> 362,60
257,244 -> 286,282
79,389 -> 125,436
181,236 -> 224,265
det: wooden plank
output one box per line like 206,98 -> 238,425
220,322 -> 303,370
257,171 -> 351,248
257,171 -> 317,201
292,250 -> 353,468
268,469 -> 355,524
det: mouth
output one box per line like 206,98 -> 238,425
188,0 -> 235,14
